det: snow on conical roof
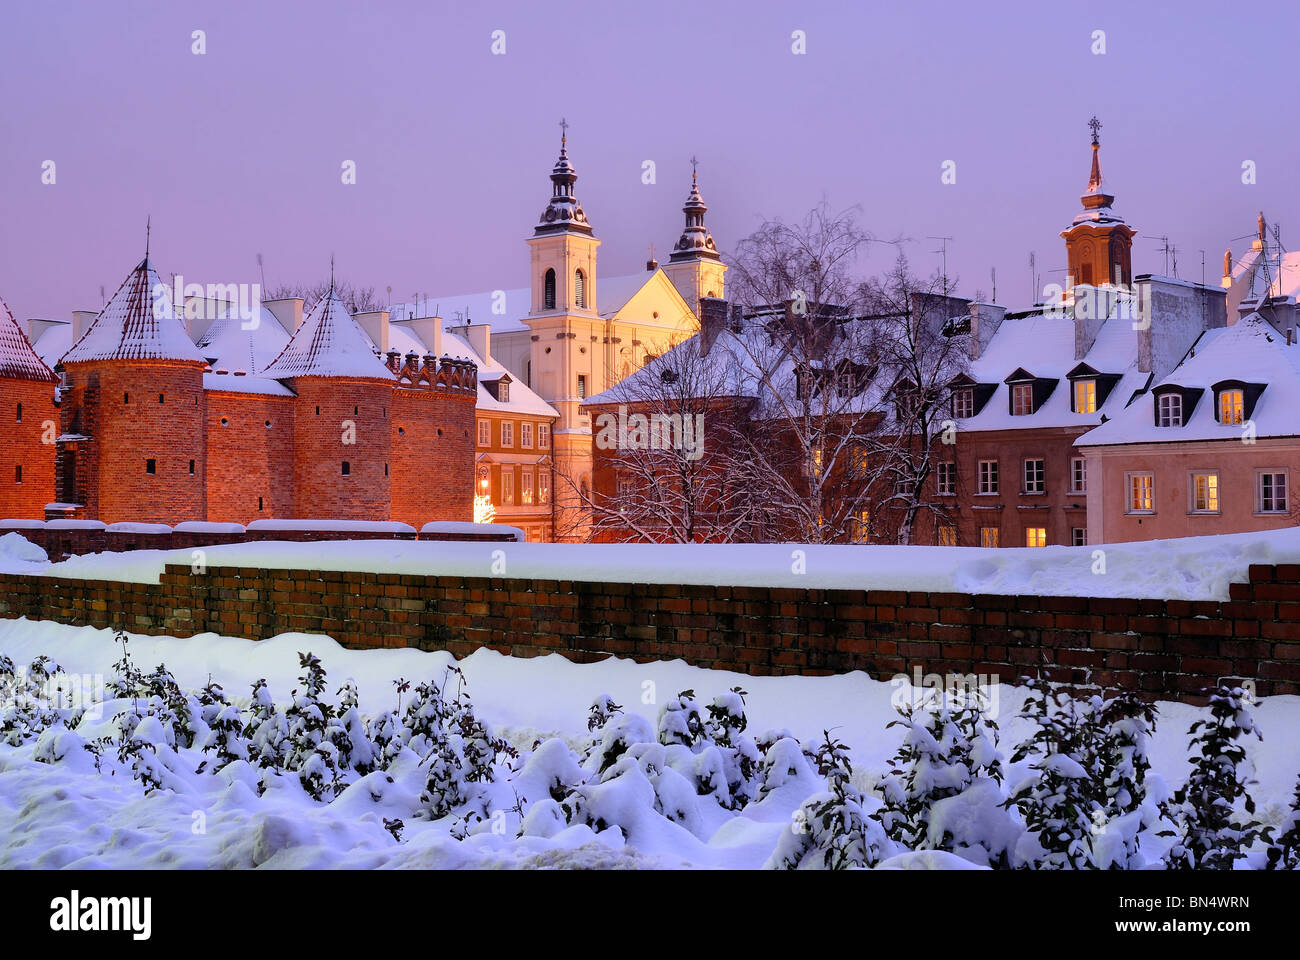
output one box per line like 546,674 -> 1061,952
60,258 -> 205,365
259,287 -> 395,380
0,297 -> 58,382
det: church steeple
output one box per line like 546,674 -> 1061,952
668,159 -> 720,264
1061,117 -> 1135,288
535,119 -> 593,236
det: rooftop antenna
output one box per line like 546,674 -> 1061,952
1199,250 -> 1205,285
1145,235 -> 1172,276
257,253 -> 266,289
329,253 -> 335,290
928,236 -> 953,295
1029,251 -> 1037,303
990,266 -> 997,304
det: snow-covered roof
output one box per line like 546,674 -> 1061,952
259,288 -> 395,381
1079,312 -> 1300,447
60,258 -> 205,366
196,303 -> 290,375
387,272 -> 657,334
957,299 -> 1148,431
202,372 -> 295,397
0,298 -> 57,382
29,321 -> 73,371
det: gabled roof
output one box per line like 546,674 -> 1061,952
60,258 -> 205,366
0,298 -> 57,382
259,288 -> 395,381
1079,313 -> 1300,446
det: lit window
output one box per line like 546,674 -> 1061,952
938,526 -> 958,546
477,419 -> 490,447
1011,383 -> 1034,416
978,459 -> 998,494
1191,472 -> 1220,513
521,470 -> 534,505
538,471 -> 551,504
1219,389 -> 1244,425
521,422 -> 534,448
1073,379 -> 1097,413
952,388 -> 974,418
1025,527 -> 1047,548
501,422 -> 514,447
1023,458 -> 1045,494
1071,527 -> 1087,546
1071,457 -> 1087,493
979,527 -> 1000,548
1157,393 -> 1182,427
502,469 -> 513,504
1127,473 -> 1154,513
1258,471 -> 1288,513
936,462 -> 957,495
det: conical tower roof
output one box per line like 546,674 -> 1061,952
60,257 -> 204,365
0,297 -> 57,382
534,122 -> 593,236
668,164 -> 720,263
259,285 -> 395,380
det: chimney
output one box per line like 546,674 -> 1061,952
968,302 -> 1006,361
354,310 -> 390,354
465,323 -> 491,365
394,315 -> 444,360
1071,284 -> 1110,360
25,317 -> 67,348
263,297 -> 304,336
1134,276 -> 1228,380
699,296 -> 729,355
71,310 -> 99,343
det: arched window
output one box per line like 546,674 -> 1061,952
574,269 -> 586,309
544,269 -> 556,310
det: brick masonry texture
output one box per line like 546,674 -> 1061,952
2,561 -> 1296,704
0,378 -> 57,519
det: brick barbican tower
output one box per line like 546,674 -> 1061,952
54,255 -> 209,523
0,297 -> 59,519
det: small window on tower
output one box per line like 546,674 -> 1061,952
15,402 -> 21,423
342,461 -> 350,477
159,393 -> 164,404
124,392 -> 130,404
577,375 -> 588,399
544,269 -> 556,310
574,269 -> 587,309
258,496 -> 264,511
189,459 -> 195,476
146,459 -> 156,475
14,465 -> 21,484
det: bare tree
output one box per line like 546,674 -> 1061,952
568,331 -> 761,543
266,279 -> 381,314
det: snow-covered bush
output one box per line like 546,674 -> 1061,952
1265,773 -> 1300,871
766,731 -> 894,870
1162,684 -> 1268,870
657,689 -> 706,749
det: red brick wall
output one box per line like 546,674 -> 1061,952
204,390 -> 295,522
0,378 -> 57,519
61,361 -> 208,524
288,379 -> 392,520
1,562 -> 1293,704
390,388 -> 475,527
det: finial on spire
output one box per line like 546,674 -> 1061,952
690,155 -> 698,183
1088,115 -> 1102,146
329,253 -> 335,291
145,215 -> 151,259
559,116 -> 569,148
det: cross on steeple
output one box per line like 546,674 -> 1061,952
1088,115 -> 1102,146
329,253 -> 335,291
690,155 -> 698,182
559,117 -> 569,145
145,215 -> 151,258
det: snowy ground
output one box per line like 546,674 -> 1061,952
1,617 -> 1297,869
5,526 -> 1300,600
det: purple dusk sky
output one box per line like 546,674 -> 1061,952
1,0 -> 1296,324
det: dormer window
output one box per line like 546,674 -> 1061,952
1004,368 -> 1058,417
1011,382 -> 1034,416
1157,393 -> 1182,427
1073,379 -> 1097,414
953,388 -> 974,418
498,381 -> 510,403
948,374 -> 997,418
1211,380 -> 1265,425
1219,389 -> 1244,425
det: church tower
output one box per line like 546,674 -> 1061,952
523,123 -> 603,539
1060,117 -> 1136,289
663,162 -> 726,317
